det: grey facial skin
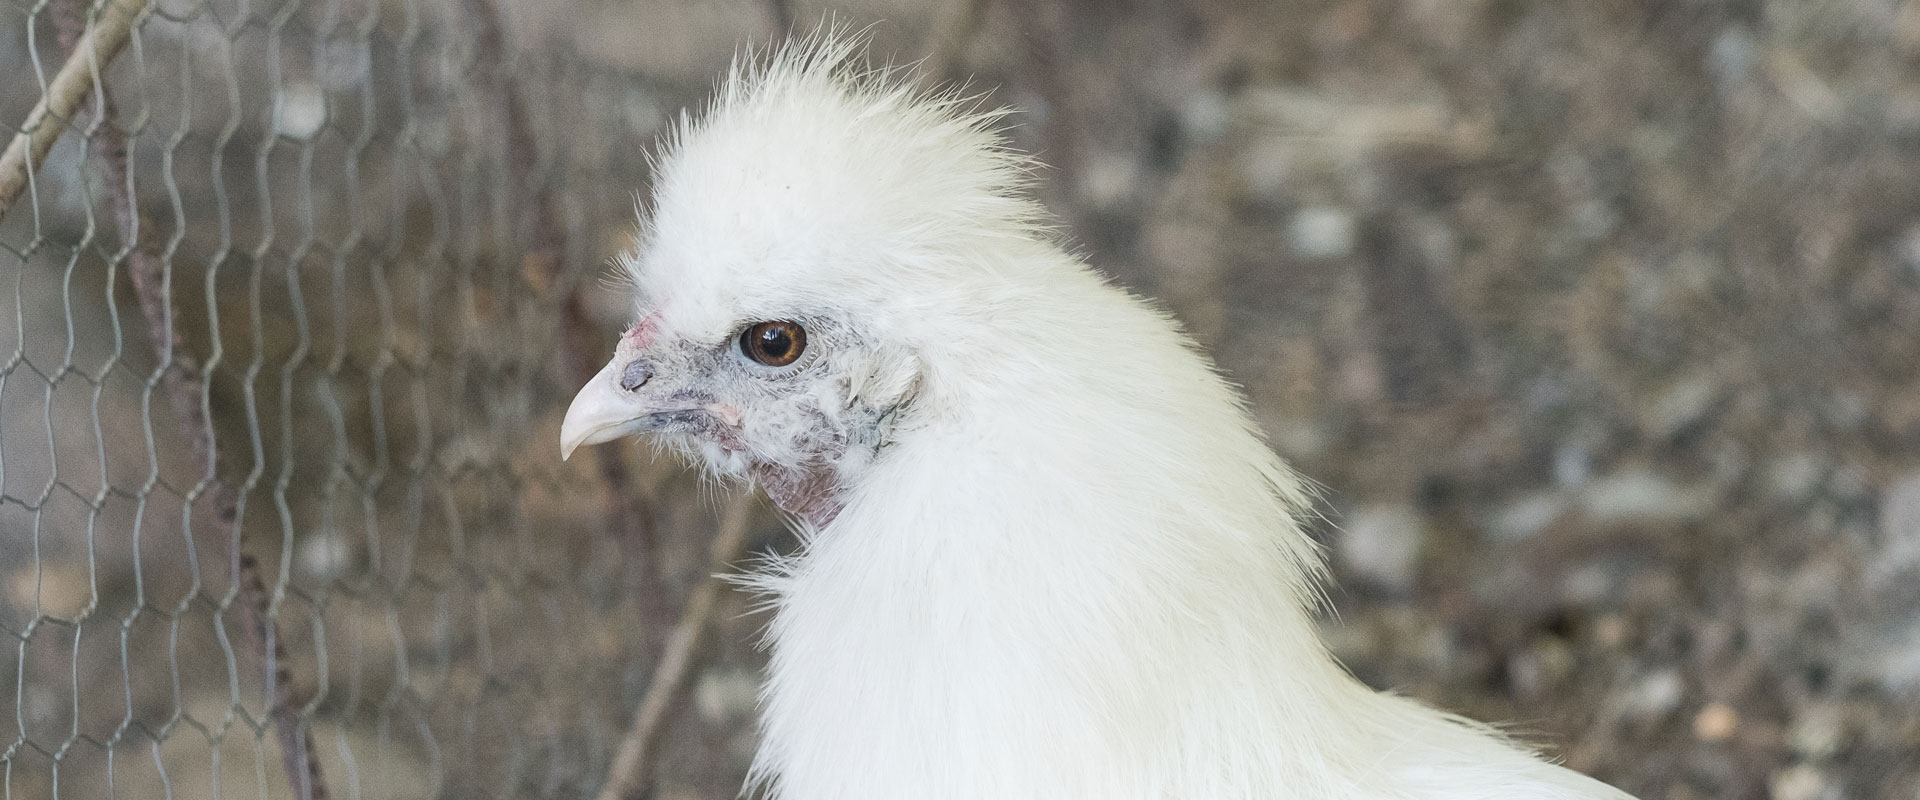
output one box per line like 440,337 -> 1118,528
562,317 -> 919,529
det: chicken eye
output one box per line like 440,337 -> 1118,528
739,321 -> 807,367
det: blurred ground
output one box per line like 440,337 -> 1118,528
3,1 -> 1919,799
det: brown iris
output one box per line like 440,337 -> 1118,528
740,320 -> 807,367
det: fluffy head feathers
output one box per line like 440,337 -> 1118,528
626,40 -> 1045,345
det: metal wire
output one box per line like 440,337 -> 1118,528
0,0 -> 668,796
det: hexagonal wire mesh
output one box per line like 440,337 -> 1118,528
0,0 -> 701,796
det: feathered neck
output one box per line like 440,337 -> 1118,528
740,249 -> 1362,798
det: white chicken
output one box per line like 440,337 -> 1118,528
561,38 -> 1635,800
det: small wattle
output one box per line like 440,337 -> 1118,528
750,460 -> 844,528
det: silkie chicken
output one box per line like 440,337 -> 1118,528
560,39 -> 1635,800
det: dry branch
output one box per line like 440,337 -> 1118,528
45,0 -> 328,797
458,2 -> 702,792
0,0 -> 147,223
596,496 -> 759,800
460,0 -> 662,596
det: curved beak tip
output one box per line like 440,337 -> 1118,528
560,360 -> 642,461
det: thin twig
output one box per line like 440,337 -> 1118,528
460,0 -> 661,599
46,0 -> 328,798
458,5 -> 695,792
0,0 -> 147,223
596,496 -> 759,800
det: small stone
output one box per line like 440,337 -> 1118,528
298,531 -> 353,582
1788,703 -> 1844,759
1827,465 -> 1870,502
1626,668 -> 1683,716
1553,439 -> 1593,487
1709,441 -> 1749,487
1864,619 -> 1920,693
1337,504 -> 1425,591
1265,416 -> 1330,460
7,562 -> 91,620
1181,89 -> 1231,142
274,82 -> 327,140
1568,199 -> 1619,242
1890,86 -> 1920,134
1764,455 -> 1828,503
1880,472 -> 1920,540
1648,376 -> 1720,438
1592,614 -> 1630,648
1289,207 -> 1357,260
1507,650 -> 1545,700
1077,153 -> 1141,211
1239,137 -> 1298,199
694,667 -> 761,724
1534,637 -> 1574,681
1873,472 -> 1920,586
1581,469 -> 1713,524
1561,564 -> 1614,604
1692,702 -> 1739,742
1768,764 -> 1830,800
1708,29 -> 1756,83
1522,376 -> 1571,413
1489,492 -> 1569,542
1822,391 -> 1869,430
622,87 -> 667,137
1897,224 -> 1920,277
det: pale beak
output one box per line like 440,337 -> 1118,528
560,359 -> 651,460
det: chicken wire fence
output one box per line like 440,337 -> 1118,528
0,0 -> 698,796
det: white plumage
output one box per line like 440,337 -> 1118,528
561,39 -> 1635,800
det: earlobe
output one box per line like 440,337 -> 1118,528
846,349 -> 923,439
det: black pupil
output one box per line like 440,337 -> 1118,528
757,327 -> 791,358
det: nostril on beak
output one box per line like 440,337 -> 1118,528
619,360 -> 653,391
